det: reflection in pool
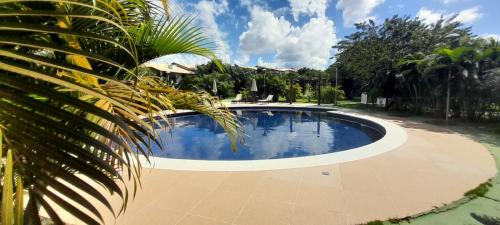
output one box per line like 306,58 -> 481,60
151,109 -> 383,160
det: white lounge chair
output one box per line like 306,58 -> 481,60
376,97 -> 386,107
258,95 -> 273,104
231,94 -> 242,103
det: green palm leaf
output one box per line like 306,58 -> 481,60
129,15 -> 224,70
0,0 -> 240,224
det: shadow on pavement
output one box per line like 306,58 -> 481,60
471,213 -> 500,225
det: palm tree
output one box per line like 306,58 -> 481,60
403,46 -> 477,121
433,46 -> 478,121
0,1 -> 240,224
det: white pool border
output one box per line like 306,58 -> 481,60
139,105 -> 407,171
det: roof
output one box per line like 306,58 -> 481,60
141,62 -> 196,75
256,66 -> 297,73
172,62 -> 196,71
234,64 -> 257,70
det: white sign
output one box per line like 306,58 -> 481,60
361,93 -> 368,104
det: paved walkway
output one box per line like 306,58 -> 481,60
58,108 -> 497,225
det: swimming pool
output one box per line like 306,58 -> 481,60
151,108 -> 384,160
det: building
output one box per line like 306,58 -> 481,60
141,62 -> 196,84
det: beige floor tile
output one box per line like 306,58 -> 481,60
252,170 -> 302,204
177,214 -> 229,225
156,183 -> 212,213
116,208 -> 184,225
343,190 -> 398,224
234,196 -> 293,225
263,168 -> 305,182
295,184 -> 346,214
433,160 -> 491,178
190,185 -> 254,223
291,205 -> 348,225
179,172 -> 231,190
381,173 -> 462,206
252,180 -> 300,204
219,172 -> 265,190
300,165 -> 343,190
389,195 -> 437,217
339,165 -> 389,196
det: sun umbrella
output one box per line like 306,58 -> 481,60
251,78 -> 258,92
212,79 -> 217,95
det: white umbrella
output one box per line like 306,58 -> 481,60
251,78 -> 258,92
212,79 -> 217,95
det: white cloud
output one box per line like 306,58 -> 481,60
239,0 -> 267,9
441,0 -> 459,4
273,7 -> 290,18
256,57 -> 282,68
275,17 -> 337,69
239,7 -> 292,55
453,6 -> 483,24
480,34 -> 500,41
152,0 -> 232,65
416,6 -> 483,25
288,0 -> 330,21
417,7 -> 444,24
194,0 -> 231,63
336,0 -> 384,27
239,0 -> 251,7
238,6 -> 337,69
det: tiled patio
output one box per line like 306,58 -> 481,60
57,112 -> 497,225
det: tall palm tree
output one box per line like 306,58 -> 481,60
0,1 -> 240,224
433,46 -> 477,121
401,46 -> 477,120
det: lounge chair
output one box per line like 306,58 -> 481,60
258,95 -> 273,104
231,94 -> 242,103
376,97 -> 386,107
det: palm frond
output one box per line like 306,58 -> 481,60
129,15 -> 224,71
0,0 -> 240,224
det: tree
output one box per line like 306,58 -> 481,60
398,41 -> 500,119
334,15 -> 500,120
334,16 -> 470,100
433,47 -> 477,120
0,1 -> 240,224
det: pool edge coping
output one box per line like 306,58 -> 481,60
139,105 -> 408,171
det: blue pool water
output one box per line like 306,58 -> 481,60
151,109 -> 383,160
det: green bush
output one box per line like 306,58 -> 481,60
303,83 -> 314,102
285,83 -> 303,102
240,88 -> 254,101
177,75 -> 201,90
177,72 -> 235,98
314,85 -> 345,103
253,74 -> 287,101
200,73 -> 235,97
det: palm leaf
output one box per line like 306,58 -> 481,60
1,149 -> 14,225
14,176 -> 24,225
129,15 -> 224,70
0,0 -> 240,224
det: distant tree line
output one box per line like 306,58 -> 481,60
177,63 -> 344,103
331,16 -> 500,120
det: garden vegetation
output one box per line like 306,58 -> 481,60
332,16 -> 500,120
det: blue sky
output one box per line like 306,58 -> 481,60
156,0 -> 500,69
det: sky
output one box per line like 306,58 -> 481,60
154,0 -> 500,70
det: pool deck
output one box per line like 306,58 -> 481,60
58,104 -> 497,225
